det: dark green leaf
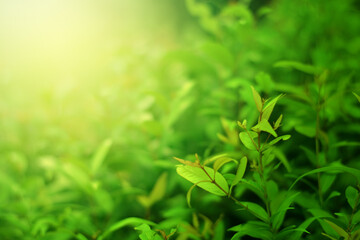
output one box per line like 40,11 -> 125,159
345,186 -> 359,209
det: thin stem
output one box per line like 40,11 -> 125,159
315,86 -> 324,206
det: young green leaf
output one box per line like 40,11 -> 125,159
213,157 -> 238,176
135,224 -> 163,240
251,119 -> 278,137
231,157 -> 247,187
269,135 -> 291,146
271,192 -> 299,230
176,165 -> 229,196
274,61 -> 322,75
251,86 -> 263,112
345,186 -> 359,209
262,94 -> 283,120
274,114 -> 283,130
239,131 -> 258,150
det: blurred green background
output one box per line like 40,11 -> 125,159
0,0 -> 360,239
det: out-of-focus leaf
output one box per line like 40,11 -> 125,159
294,125 -> 316,138
75,234 -> 88,240
323,219 -> 349,239
149,173 -> 167,206
345,186 -> 359,209
176,165 -> 229,196
290,165 -> 360,190
353,92 -> 360,102
274,61 -> 322,75
251,86 -> 263,112
272,192 -> 299,230
98,218 -> 157,240
91,139 -> 112,175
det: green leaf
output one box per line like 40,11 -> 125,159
176,165 -> 229,196
135,224 -> 162,240
148,173 -> 168,206
274,114 -> 283,130
91,139 -> 112,175
269,135 -> 291,146
252,119 -> 278,137
239,131 -> 258,150
294,125 -> 316,138
231,157 -> 247,187
239,202 -> 269,223
274,61 -> 322,75
353,92 -> 360,103
262,94 -> 284,120
75,234 -> 88,240
290,165 -> 360,190
272,192 -> 299,230
345,186 -> 359,209
323,219 -> 349,239
187,180 -> 211,207
98,218 -> 157,240
203,153 -> 228,165
213,157 -> 238,175
251,86 -> 263,112
229,221 -> 272,240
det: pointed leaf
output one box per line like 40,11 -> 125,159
252,119 -> 278,137
239,202 -> 269,223
213,157 -> 238,175
274,61 -> 322,75
274,114 -> 283,130
323,219 -> 349,239
231,157 -> 247,188
176,165 -> 229,196
239,131 -> 258,150
269,135 -> 291,146
262,94 -> 283,120
345,186 -> 359,209
251,86 -> 263,112
149,173 -> 167,206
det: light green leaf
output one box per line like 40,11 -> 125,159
252,119 -> 278,137
294,125 -> 316,138
231,157 -> 247,188
149,173 -> 168,206
213,157 -> 237,175
269,135 -> 291,146
203,153 -> 228,165
323,219 -> 349,239
75,234 -> 88,240
176,165 -> 229,196
98,218 -> 157,240
239,131 -> 258,150
274,61 -> 322,75
353,92 -> 360,103
274,114 -> 283,130
345,186 -> 359,209
262,94 -> 284,120
135,224 -> 163,240
91,139 -> 112,175
251,86 -> 263,112
239,202 -> 269,223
